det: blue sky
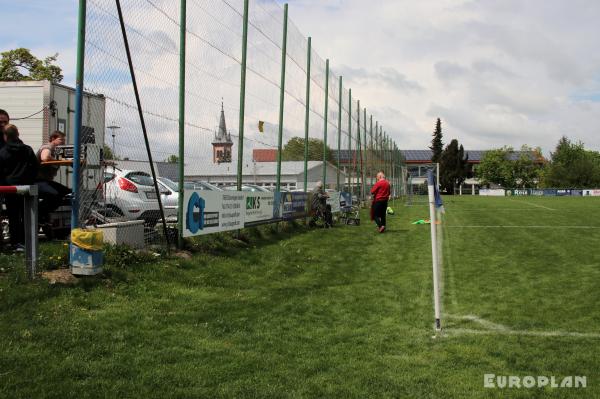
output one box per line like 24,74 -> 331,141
2,0 -> 600,153
0,0 -> 78,84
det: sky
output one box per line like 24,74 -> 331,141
1,0 -> 600,155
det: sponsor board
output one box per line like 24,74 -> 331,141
326,191 -> 341,213
282,192 -> 308,220
183,191 -> 245,237
244,192 -> 276,224
583,189 -> 600,196
479,189 -> 506,197
339,192 -> 353,207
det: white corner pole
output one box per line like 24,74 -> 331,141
427,170 -> 441,331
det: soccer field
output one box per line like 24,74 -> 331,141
438,196 -> 600,336
0,196 -> 598,398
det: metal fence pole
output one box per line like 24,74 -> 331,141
70,0 -> 86,230
322,59 -> 329,186
237,0 -> 249,191
276,4 -> 288,192
347,89 -> 352,193
336,76 -> 342,191
23,187 -> 38,279
369,115 -> 373,186
363,107 -> 367,198
115,0 -> 170,248
177,0 -> 186,249
303,37 -> 311,192
356,99 -> 361,201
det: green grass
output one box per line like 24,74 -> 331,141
0,196 -> 599,398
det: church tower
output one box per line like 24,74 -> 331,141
212,103 -> 233,164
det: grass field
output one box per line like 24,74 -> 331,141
0,196 -> 599,398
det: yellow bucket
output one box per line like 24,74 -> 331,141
71,228 -> 104,251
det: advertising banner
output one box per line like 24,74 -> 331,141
479,189 -> 506,196
282,192 -> 308,220
183,191 -> 245,237
556,189 -> 572,196
543,189 -> 557,196
339,192 -> 352,207
583,189 -> 600,196
508,189 -> 530,196
326,191 -> 341,213
531,189 -> 544,196
244,192 -> 276,224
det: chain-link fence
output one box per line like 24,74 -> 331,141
74,0 -> 405,249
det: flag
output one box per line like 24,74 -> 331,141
433,181 -> 445,214
258,120 -> 264,133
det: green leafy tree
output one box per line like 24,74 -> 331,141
476,147 -> 516,188
0,48 -> 63,83
282,137 -> 332,162
439,139 -> 469,194
102,145 -> 120,161
541,137 -> 600,188
165,154 -> 179,163
429,118 -> 443,164
513,145 -> 543,188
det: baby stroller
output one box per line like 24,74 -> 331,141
310,203 -> 333,228
339,193 -> 360,225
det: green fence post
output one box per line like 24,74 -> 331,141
369,115 -> 373,186
177,0 -> 186,249
236,0 -> 249,190
337,76 -> 342,191
322,59 -> 329,186
303,37 -> 311,192
276,3 -> 288,192
356,99 -> 361,201
363,107 -> 367,197
347,89 -> 352,193
70,0 -> 87,230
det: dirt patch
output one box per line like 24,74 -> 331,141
41,269 -> 79,285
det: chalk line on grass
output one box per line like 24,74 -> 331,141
444,314 -> 600,339
446,225 -> 600,229
508,199 -> 556,211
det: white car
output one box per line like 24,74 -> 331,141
100,169 -> 173,226
223,184 -> 270,192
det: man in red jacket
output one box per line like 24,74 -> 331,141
370,171 -> 391,233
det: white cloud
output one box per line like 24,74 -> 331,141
281,0 -> 600,152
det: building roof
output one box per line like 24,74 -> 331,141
185,160 -> 343,178
253,149 -> 277,162
212,103 -> 233,145
401,149 -> 543,164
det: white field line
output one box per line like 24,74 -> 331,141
508,198 -> 556,211
446,225 -> 600,229
444,314 -> 600,339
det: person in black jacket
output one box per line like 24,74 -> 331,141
0,124 -> 39,250
0,109 -> 9,150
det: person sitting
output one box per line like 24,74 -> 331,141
0,124 -> 39,251
310,181 -> 332,228
36,131 -> 71,221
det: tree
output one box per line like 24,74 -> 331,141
102,145 -> 120,161
165,155 -> 179,163
477,146 -> 544,188
429,118 -> 443,164
513,145 -> 542,188
0,48 -> 63,83
476,147 -> 516,188
439,139 -> 469,194
541,136 -> 600,188
282,137 -> 332,162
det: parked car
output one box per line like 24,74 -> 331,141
223,184 -> 271,192
184,180 -> 223,191
100,169 -> 171,226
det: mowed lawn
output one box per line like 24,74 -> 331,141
0,196 -> 599,398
